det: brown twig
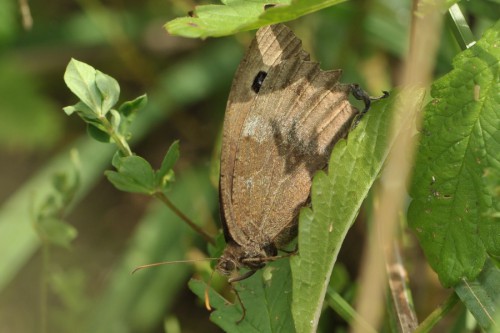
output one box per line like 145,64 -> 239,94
18,0 -> 33,30
351,1 -> 446,332
386,240 -> 419,332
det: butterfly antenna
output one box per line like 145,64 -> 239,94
132,258 -> 218,274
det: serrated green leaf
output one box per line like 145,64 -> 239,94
95,70 -> 120,115
156,141 -> 180,190
165,0 -> 346,38
455,260 -> 500,331
63,59 -> 103,115
118,94 -> 147,117
408,21 -> 500,287
105,155 -> 156,194
290,91 -> 417,333
189,258 -> 294,333
484,167 -> 500,220
87,124 -> 111,143
37,218 -> 77,249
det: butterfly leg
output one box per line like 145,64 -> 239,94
231,284 -> 247,324
348,84 -> 389,130
349,83 -> 389,114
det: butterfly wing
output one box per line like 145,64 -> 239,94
220,24 -> 307,244
220,24 -> 357,248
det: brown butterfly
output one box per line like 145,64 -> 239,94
216,24 -> 386,283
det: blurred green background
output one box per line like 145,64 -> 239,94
0,0 -> 496,332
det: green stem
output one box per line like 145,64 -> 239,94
154,192 -> 215,245
32,217 -> 49,333
414,292 -> 459,333
325,286 -> 377,333
99,115 -> 213,245
99,115 -> 132,156
447,4 -> 476,51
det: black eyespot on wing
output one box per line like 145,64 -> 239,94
251,71 -> 267,93
264,4 -> 276,10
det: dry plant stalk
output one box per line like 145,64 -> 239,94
351,1 -> 446,332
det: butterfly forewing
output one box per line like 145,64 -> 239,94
220,24 -> 357,249
220,24 -> 309,244
230,59 -> 356,247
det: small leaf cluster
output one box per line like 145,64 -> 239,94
63,58 -> 147,156
32,154 -> 80,248
105,141 -> 180,196
63,59 -> 179,197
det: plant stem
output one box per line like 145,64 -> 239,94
413,292 -> 459,333
325,287 -> 377,333
386,240 -> 418,332
99,115 -> 214,246
40,241 -> 49,333
99,115 -> 132,156
447,4 -> 476,50
154,192 -> 215,245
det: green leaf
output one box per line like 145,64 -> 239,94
109,109 -> 121,132
290,90 -> 417,333
189,258 -> 295,333
484,166 -> 500,220
155,140 -> 180,191
118,94 -> 147,117
408,21 -> 500,287
165,0 -> 347,38
87,124 -> 111,143
63,101 -> 95,117
455,260 -> 500,331
95,70 -> 120,114
111,151 -> 124,169
105,156 -> 156,194
37,218 -> 77,249
63,59 -> 104,115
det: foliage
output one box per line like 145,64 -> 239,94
290,91 -> 408,332
0,0 -> 498,333
408,21 -> 500,288
32,153 -> 80,249
166,0 -> 347,38
190,258 -> 294,333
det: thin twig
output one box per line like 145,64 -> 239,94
386,240 -> 419,332
325,287 -> 377,333
155,192 -> 215,245
413,293 -> 459,333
